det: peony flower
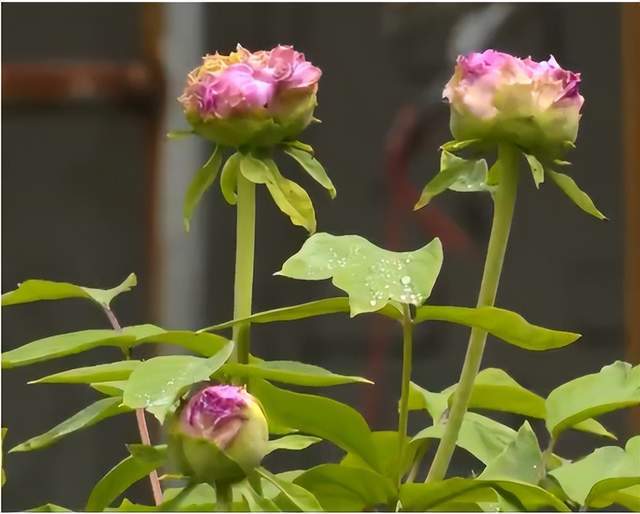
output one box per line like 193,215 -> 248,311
443,49 -> 584,155
179,44 -> 322,147
168,384 -> 268,483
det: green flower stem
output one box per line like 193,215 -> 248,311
397,303 -> 414,484
232,172 -> 256,366
215,481 -> 233,512
425,143 -> 520,483
103,306 -> 163,505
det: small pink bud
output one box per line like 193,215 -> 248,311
168,384 -> 268,483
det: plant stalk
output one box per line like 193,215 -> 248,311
232,172 -> 256,366
103,306 -> 163,505
215,481 -> 233,512
425,143 -> 520,483
397,303 -> 414,485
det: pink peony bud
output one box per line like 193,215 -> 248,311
179,44 -> 322,147
168,384 -> 268,483
443,50 -> 583,154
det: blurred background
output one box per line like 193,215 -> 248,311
2,2 -> 639,510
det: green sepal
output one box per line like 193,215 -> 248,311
523,152 -> 545,188
283,146 -> 336,199
415,150 -> 490,210
220,152 -> 241,205
546,169 -> 607,220
183,145 -> 224,232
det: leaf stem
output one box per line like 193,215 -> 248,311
425,143 -> 520,483
102,306 -> 163,505
233,172 -> 256,367
397,303 -> 414,485
215,480 -> 233,512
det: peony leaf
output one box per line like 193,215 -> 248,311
550,436 -> 640,507
546,361 -> 640,438
10,397 -> 130,453
222,359 -> 371,387
400,480 -> 497,511
30,360 -> 141,385
86,445 -> 167,511
122,341 -> 233,422
443,368 -> 614,439
251,379 -> 379,472
283,146 -> 336,199
266,435 -> 322,455
2,330 -> 134,369
2,273 -> 137,308
413,410 -> 517,465
414,305 -> 581,351
256,467 -> 322,512
294,464 -> 396,512
277,233 -> 443,316
546,169 -> 607,219
183,145 -> 224,232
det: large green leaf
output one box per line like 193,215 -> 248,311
597,484 -> 640,511
294,464 -> 396,511
10,397 -> 129,453
476,422 -> 569,511
122,342 -> 233,422
183,145 -> 223,232
550,436 -> 640,507
2,273 -> 137,308
30,360 -> 140,384
278,233 -> 443,316
442,368 -> 614,439
414,305 -> 581,351
160,483 -> 217,511
86,445 -> 167,511
266,434 -> 322,455
256,467 -> 322,512
283,146 -> 336,199
251,379 -> 378,471
546,169 -> 606,220
340,431 -> 420,481
415,151 -> 490,210
27,504 -> 71,512
546,361 -> 640,438
412,411 -> 517,465
201,297 -> 401,332
400,480 -> 497,511
2,330 -> 133,368
132,330 -> 231,357
237,481 -> 280,511
222,360 -> 372,387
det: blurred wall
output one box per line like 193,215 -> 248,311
2,3 -> 626,510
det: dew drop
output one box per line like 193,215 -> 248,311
401,275 -> 411,285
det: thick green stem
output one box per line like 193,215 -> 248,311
425,143 -> 520,483
397,304 -> 414,484
215,481 -> 233,512
232,173 -> 256,366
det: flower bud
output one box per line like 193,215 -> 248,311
179,44 -> 322,148
443,50 -> 583,155
168,384 -> 268,483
